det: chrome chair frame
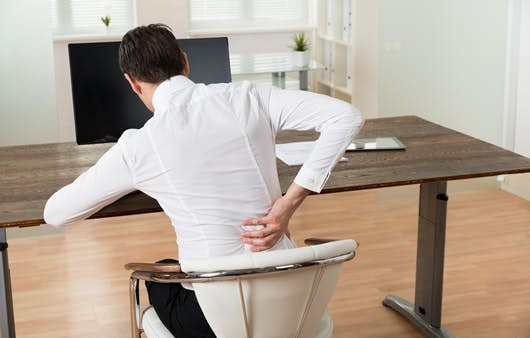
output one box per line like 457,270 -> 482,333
126,238 -> 355,338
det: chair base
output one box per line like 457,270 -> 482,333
383,295 -> 454,338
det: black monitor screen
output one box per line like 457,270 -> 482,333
68,37 -> 231,145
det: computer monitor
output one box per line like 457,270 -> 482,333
68,37 -> 231,145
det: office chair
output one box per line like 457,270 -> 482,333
125,238 -> 357,338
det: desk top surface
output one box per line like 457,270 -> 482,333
2,115 -> 530,228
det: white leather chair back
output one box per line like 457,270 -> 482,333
180,239 -> 356,338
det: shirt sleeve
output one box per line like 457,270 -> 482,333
256,85 -> 364,193
43,137 -> 136,227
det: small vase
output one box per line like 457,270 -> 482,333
291,51 -> 310,67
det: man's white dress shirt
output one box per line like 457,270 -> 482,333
44,76 -> 364,263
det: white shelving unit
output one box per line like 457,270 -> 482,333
313,0 -> 354,102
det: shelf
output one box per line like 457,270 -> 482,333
318,80 -> 334,88
52,32 -> 125,43
317,33 -> 352,47
334,85 -> 352,96
314,0 -> 353,101
317,80 -> 352,97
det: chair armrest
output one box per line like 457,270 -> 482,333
124,262 -> 182,273
304,238 -> 342,245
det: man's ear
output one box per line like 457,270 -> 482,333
124,73 -> 142,95
182,52 -> 190,77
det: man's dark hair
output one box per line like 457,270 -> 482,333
119,24 -> 186,83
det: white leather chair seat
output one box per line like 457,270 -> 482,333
141,306 -> 334,338
180,239 -> 356,272
136,239 -> 357,338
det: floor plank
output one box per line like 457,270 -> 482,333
7,188 -> 530,337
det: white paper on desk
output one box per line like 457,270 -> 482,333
275,141 -> 348,166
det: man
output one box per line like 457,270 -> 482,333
44,24 -> 364,337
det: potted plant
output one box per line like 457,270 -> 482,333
101,3 -> 112,33
291,32 -> 310,67
101,15 -> 111,33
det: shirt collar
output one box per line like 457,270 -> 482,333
152,75 -> 195,113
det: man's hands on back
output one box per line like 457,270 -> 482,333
241,183 -> 310,252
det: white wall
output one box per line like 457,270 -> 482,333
352,0 -> 378,118
513,0 -> 530,159
502,0 -> 530,201
377,0 -> 507,146
0,0 -> 58,146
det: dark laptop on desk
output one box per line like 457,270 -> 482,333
68,37 -> 231,145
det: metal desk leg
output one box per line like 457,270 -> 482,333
299,70 -> 308,90
0,228 -> 16,338
272,72 -> 286,89
383,182 -> 454,338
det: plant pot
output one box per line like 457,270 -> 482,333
291,51 -> 310,67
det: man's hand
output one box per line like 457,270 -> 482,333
241,183 -> 310,252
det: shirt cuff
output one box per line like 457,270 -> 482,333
293,166 -> 331,193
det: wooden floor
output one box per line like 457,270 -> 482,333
7,188 -> 530,337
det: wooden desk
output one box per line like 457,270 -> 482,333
1,116 -> 530,337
